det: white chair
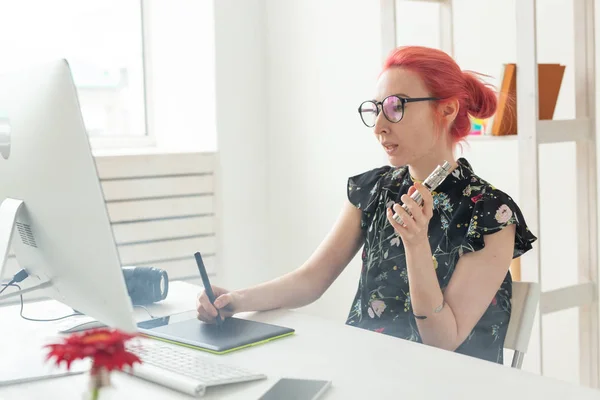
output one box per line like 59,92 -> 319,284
505,281 -> 540,369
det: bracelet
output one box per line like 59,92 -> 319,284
413,301 -> 445,320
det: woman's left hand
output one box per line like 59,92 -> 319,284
386,182 -> 434,246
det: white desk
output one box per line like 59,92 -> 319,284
0,281 -> 599,400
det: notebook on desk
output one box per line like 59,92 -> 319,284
136,310 -> 295,355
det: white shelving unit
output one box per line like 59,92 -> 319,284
516,0 -> 599,387
380,0 -> 600,387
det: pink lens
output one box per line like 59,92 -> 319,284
383,96 -> 403,122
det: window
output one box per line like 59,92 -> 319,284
0,1 -> 217,151
0,0 -> 147,141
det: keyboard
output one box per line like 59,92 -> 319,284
125,339 -> 267,397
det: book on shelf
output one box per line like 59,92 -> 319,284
491,63 -> 565,136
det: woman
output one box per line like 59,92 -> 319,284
196,45 -> 537,364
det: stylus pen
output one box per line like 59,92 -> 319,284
194,251 -> 223,328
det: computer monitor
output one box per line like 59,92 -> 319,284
0,59 -> 137,333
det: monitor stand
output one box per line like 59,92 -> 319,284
0,198 -> 52,301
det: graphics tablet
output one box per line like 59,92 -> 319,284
136,310 -> 295,354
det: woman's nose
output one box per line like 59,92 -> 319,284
374,112 -> 389,136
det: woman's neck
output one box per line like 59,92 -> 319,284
408,152 -> 457,183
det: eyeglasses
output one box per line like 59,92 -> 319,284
358,95 -> 440,128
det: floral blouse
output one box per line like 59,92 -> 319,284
345,157 -> 537,364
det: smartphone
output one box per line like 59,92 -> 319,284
258,378 -> 332,400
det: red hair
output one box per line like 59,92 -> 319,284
382,46 -> 497,145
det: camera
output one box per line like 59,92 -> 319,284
122,266 -> 169,306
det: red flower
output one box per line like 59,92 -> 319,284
471,194 -> 483,203
45,328 -> 142,372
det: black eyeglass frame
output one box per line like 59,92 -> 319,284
357,95 -> 441,127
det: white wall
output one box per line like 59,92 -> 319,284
215,0 -> 385,314
214,0 -> 587,386
213,0 -> 270,289
146,0 -> 218,152
263,0 -> 385,320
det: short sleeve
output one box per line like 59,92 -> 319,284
460,189 -> 537,258
347,166 -> 393,230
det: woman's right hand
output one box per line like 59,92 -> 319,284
196,286 -> 240,323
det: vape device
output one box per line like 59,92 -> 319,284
392,161 -> 452,226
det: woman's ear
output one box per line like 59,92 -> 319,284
440,98 -> 459,125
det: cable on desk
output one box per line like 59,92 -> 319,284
1,268 -> 157,322
1,283 -> 157,322
1,268 -> 79,322
134,304 -> 156,319
1,282 -> 82,322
